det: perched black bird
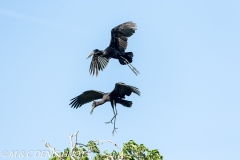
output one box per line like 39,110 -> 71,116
70,82 -> 140,134
86,21 -> 139,76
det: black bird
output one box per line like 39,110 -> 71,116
69,82 -> 140,134
86,21 -> 139,76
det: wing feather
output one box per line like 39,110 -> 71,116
70,90 -> 105,109
109,21 -> 137,52
112,82 -> 140,97
89,54 -> 109,76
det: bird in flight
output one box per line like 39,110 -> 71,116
69,82 -> 140,135
86,21 -> 140,76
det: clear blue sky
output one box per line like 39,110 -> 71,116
1,0 -> 240,159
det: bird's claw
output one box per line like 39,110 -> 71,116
112,127 -> 118,135
130,67 -> 137,76
133,67 -> 140,74
133,71 -> 138,76
105,114 -> 117,124
105,120 -> 113,124
129,65 -> 139,75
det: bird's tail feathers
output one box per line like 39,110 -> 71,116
125,52 -> 133,58
119,52 -> 133,65
118,99 -> 132,107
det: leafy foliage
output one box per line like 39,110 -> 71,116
48,140 -> 163,160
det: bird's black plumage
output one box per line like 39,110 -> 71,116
69,82 -> 140,134
70,90 -> 104,109
86,22 -> 139,76
112,82 -> 140,97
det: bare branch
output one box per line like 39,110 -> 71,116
74,131 -> 79,148
94,139 -> 121,151
42,140 -> 61,158
43,131 -> 124,160
69,134 -> 74,151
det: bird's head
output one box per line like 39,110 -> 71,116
86,49 -> 99,59
90,101 -> 97,114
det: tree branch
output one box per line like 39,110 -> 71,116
42,140 -> 61,158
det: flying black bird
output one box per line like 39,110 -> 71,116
86,21 -> 140,76
69,82 -> 140,134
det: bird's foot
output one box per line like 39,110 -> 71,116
112,127 -> 118,135
133,67 -> 140,74
133,70 -> 138,76
105,120 -> 113,124
129,67 -> 138,76
105,118 -> 114,124
134,68 -> 140,74
105,114 -> 117,124
129,65 -> 139,75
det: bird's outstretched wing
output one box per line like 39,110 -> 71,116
89,54 -> 109,76
112,82 -> 140,97
70,90 -> 105,109
109,21 -> 137,52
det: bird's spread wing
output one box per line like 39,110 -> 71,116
112,82 -> 140,97
109,21 -> 137,52
70,90 -> 105,109
89,54 -> 109,76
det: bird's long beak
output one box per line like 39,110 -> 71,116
90,105 -> 94,115
86,51 -> 94,59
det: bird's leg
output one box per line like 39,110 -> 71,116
104,100 -> 118,135
105,101 -> 117,124
120,56 -> 140,75
112,105 -> 118,135
125,59 -> 140,74
120,56 -> 138,75
105,113 -> 117,124
120,56 -> 137,70
129,63 -> 140,74
127,63 -> 138,76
